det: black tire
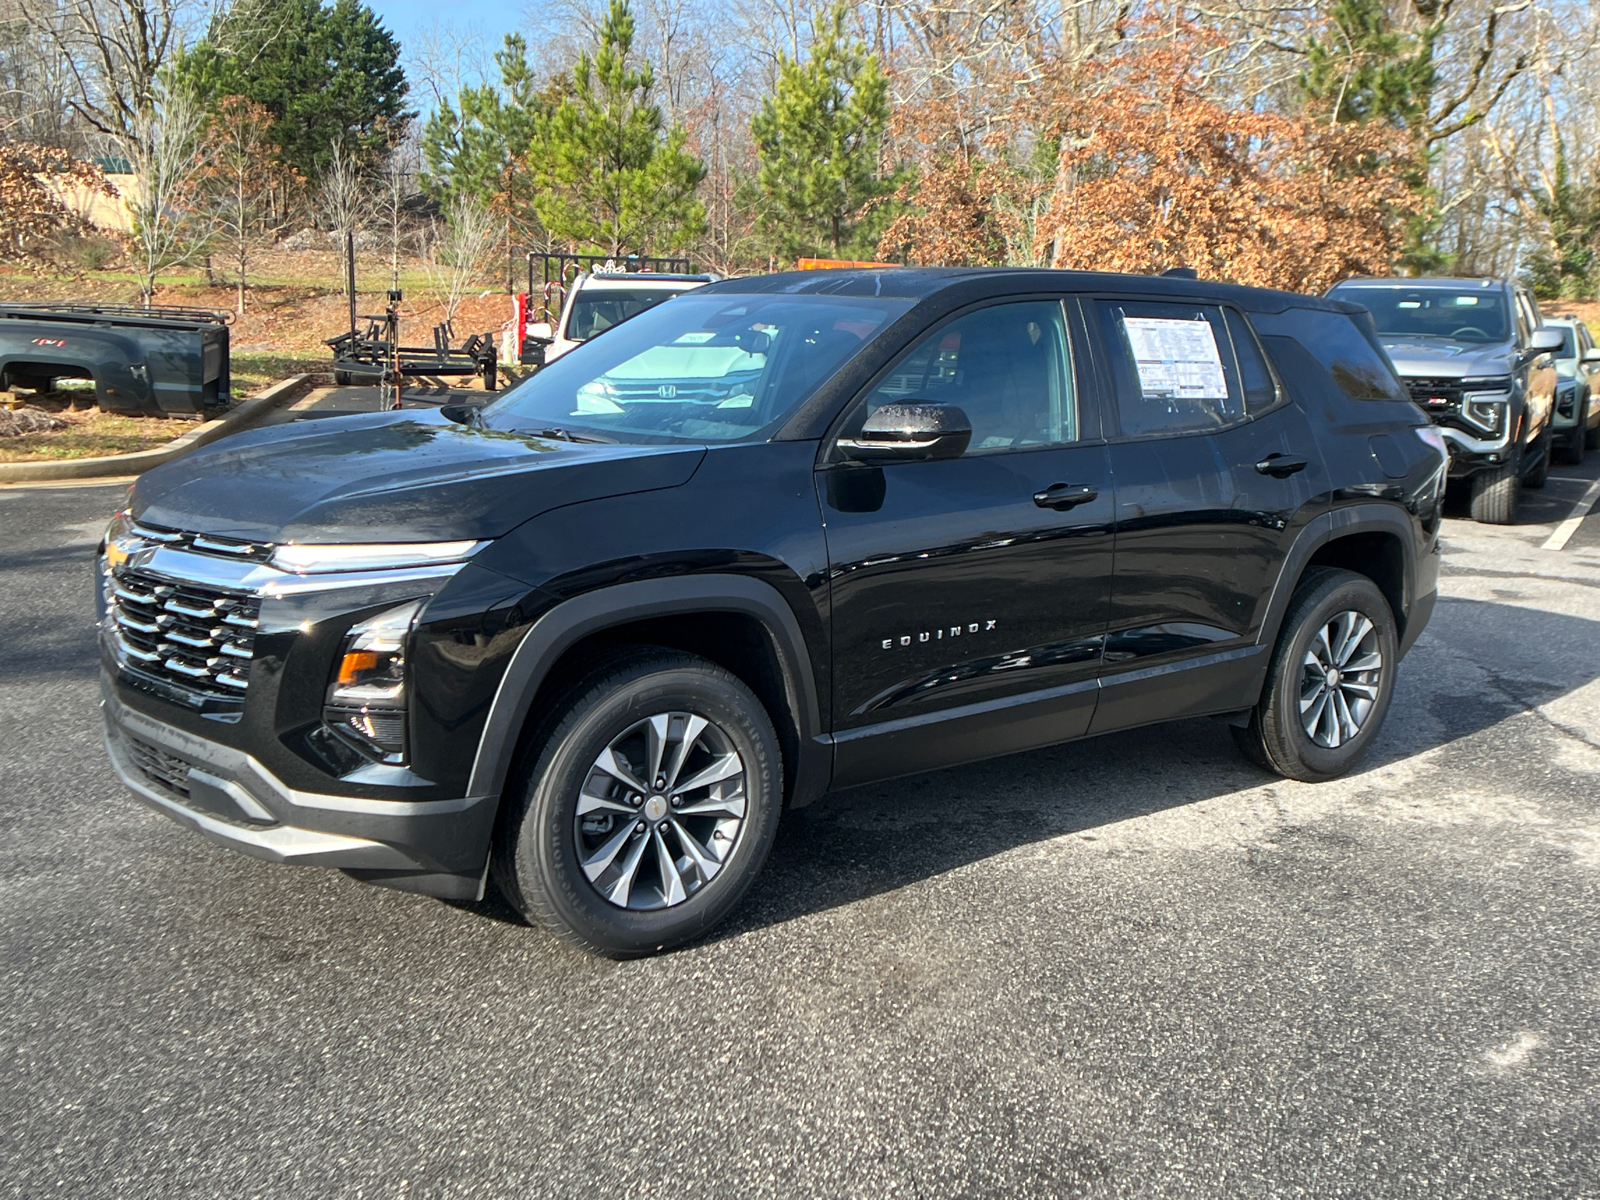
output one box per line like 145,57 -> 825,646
1559,401 -> 1587,466
1469,455 -> 1520,524
1232,567 -> 1399,782
492,646 -> 782,957
1522,436 -> 1550,489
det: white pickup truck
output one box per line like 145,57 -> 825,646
528,271 -> 717,366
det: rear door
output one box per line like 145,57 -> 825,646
1083,296 -> 1328,734
818,297 -> 1116,786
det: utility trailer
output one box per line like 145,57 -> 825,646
0,302 -> 231,417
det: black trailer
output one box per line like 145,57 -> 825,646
0,302 -> 231,417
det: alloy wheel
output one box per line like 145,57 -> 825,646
574,711 -> 748,910
1299,610 -> 1384,748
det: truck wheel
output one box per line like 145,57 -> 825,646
1522,438 -> 1550,488
1469,458 -> 1520,524
1559,401 -> 1588,465
1231,567 -> 1398,783
493,647 -> 782,957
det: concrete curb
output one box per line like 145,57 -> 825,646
0,375 -> 310,484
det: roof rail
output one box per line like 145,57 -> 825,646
0,301 -> 233,325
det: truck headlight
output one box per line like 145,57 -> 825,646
1461,393 -> 1508,435
324,599 -> 424,764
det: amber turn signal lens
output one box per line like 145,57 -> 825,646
337,650 -> 382,685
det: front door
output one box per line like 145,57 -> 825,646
817,298 -> 1116,787
1084,297 -> 1327,733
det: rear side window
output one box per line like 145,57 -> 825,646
1096,300 -> 1245,436
1250,307 -> 1409,404
1224,309 -> 1279,413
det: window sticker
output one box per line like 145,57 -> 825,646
674,331 -> 715,343
1121,316 -> 1228,400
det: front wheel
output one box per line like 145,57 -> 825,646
1469,455 -> 1520,524
493,647 -> 782,957
1558,400 -> 1588,465
1232,567 -> 1399,782
1522,437 -> 1550,489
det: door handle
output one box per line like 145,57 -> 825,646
1255,453 -> 1308,478
1033,483 -> 1099,510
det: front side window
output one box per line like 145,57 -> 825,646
483,293 -> 912,443
851,300 -> 1078,451
1334,286 -> 1510,344
1097,300 -> 1245,436
566,287 -> 690,341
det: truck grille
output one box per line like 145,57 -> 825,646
1405,377 -> 1464,412
124,734 -> 194,798
108,566 -> 260,699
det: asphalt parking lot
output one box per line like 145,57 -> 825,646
3,455 -> 1599,1199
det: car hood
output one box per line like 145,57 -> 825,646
1380,338 -> 1517,381
131,409 -> 707,543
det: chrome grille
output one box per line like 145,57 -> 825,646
128,519 -> 272,562
124,734 -> 194,797
108,566 -> 260,699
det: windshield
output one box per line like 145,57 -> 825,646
485,292 -> 913,443
566,287 -> 692,341
1335,287 -> 1510,343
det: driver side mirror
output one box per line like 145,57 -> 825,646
1582,347 -> 1600,365
837,403 -> 972,463
1529,328 -> 1565,354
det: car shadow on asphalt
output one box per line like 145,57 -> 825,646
718,593 -> 1600,942
457,596 -> 1600,944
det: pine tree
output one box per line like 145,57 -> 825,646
422,35 -> 551,207
180,0 -> 409,184
530,0 -> 705,255
1300,0 -> 1436,128
750,2 -> 891,260
1526,139 -> 1600,300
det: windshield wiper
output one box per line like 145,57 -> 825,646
519,425 -> 615,444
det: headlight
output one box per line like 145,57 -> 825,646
271,540 -> 485,574
324,599 -> 425,763
1460,393 -> 1508,435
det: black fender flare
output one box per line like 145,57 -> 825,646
466,573 -> 829,812
1254,502 -> 1428,657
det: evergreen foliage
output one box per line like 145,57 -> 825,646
1299,0 -> 1435,128
529,0 -> 705,255
1526,140 -> 1600,300
421,35 -> 551,208
181,0 -> 409,183
750,1 -> 890,259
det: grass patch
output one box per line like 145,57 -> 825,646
0,406 -> 185,463
231,352 -> 326,396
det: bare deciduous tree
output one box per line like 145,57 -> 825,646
319,138 -> 368,304
425,193 -> 497,325
117,79 -> 207,306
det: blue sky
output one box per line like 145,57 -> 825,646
369,0 -> 515,59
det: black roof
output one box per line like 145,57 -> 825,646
700,266 -> 1352,313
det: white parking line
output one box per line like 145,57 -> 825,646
1541,476 -> 1600,551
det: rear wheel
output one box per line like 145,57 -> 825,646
1469,455 -> 1520,524
493,647 -> 782,957
1232,567 -> 1398,782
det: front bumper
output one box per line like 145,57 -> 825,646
102,678 -> 496,900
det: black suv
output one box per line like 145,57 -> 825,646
1324,277 -> 1563,524
99,269 -> 1443,955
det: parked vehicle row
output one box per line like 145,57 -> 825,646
1324,276 -> 1572,523
98,265 -> 1445,955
